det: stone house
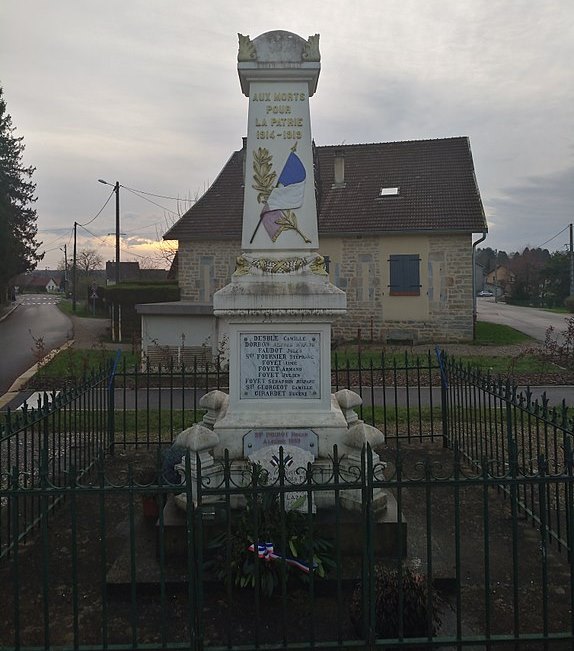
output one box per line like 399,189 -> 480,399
142,136 -> 487,357
485,265 -> 515,298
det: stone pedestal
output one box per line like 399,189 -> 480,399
212,31 -> 349,463
213,281 -> 347,458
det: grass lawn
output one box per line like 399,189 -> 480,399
472,321 -> 532,345
450,355 -> 546,373
332,321 -> 534,367
542,306 -> 570,314
114,409 -> 203,442
35,348 -> 139,380
31,321 -> 557,384
58,299 -> 107,319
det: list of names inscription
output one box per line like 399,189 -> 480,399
240,333 -> 321,399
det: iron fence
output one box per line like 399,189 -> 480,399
441,353 -> 574,559
1,444 -> 573,649
2,349 -> 574,648
110,350 -> 444,447
0,354 -> 120,560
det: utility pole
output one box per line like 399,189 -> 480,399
570,223 -> 574,297
60,244 -> 68,294
114,181 -> 120,341
114,181 -> 120,285
98,179 -> 121,341
72,222 -> 77,312
494,250 -> 498,303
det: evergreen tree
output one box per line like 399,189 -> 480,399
0,85 -> 42,302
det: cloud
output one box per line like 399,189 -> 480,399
1,0 -> 573,268
486,166 -> 574,252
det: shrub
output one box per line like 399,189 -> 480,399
564,296 -> 574,313
349,565 -> 441,640
533,316 -> 574,370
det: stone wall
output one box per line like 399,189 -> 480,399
326,233 -> 473,343
178,240 -> 241,302
177,233 -> 474,343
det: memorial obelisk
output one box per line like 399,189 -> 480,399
211,31 -> 348,460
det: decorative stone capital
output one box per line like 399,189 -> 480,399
238,31 -> 320,64
237,30 -> 321,97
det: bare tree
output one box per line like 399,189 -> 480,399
76,248 -> 104,275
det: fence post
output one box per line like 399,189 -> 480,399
435,346 -> 449,448
107,350 -> 122,455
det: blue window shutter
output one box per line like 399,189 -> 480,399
389,254 -> 420,296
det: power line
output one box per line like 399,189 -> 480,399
536,225 -> 569,249
121,186 -> 182,218
77,223 -> 151,260
37,228 -> 74,254
121,184 -> 196,203
79,189 -> 115,227
123,220 -> 165,234
77,224 -> 112,248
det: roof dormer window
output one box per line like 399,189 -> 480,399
379,186 -> 399,197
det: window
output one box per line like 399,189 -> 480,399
379,186 -> 399,197
389,254 -> 421,296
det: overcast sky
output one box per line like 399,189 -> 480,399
1,1 -> 573,269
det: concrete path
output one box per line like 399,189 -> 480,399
476,297 -> 571,343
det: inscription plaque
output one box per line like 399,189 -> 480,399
243,428 -> 318,455
240,332 -> 320,399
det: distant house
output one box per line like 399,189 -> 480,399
159,136 -> 487,346
45,278 -> 58,292
485,265 -> 515,297
12,271 -> 65,293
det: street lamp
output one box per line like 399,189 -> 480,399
98,179 -> 121,285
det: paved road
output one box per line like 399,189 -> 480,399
0,295 -> 71,394
7,384 -> 574,416
476,297 -> 570,343
9,384 -> 571,413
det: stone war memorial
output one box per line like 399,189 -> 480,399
172,30 -> 393,529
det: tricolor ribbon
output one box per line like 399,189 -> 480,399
248,542 -> 317,574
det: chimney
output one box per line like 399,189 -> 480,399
333,149 -> 346,187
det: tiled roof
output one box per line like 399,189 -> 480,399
164,151 -> 244,241
164,137 -> 487,241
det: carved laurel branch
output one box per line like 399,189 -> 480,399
272,209 -> 311,244
252,147 -> 276,204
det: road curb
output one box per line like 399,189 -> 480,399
0,339 -> 75,410
0,302 -> 20,323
